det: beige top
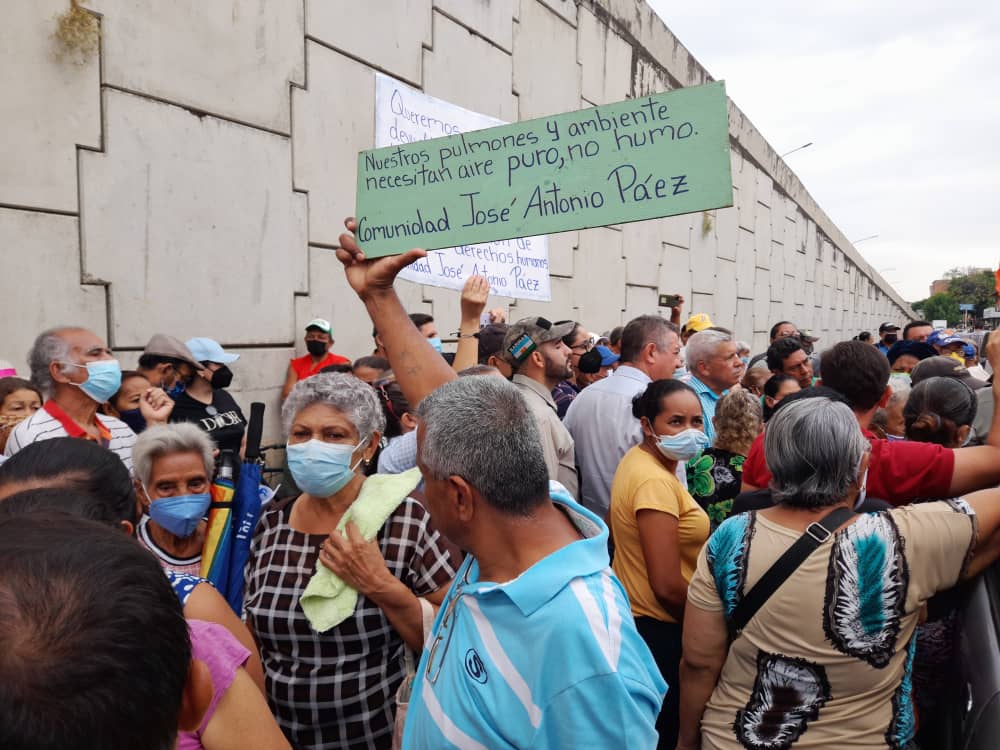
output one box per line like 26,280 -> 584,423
512,374 -> 578,500
687,500 -> 977,749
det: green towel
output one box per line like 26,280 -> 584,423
300,467 -> 422,633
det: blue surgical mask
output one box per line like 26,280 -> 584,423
428,337 -> 443,353
118,407 -> 147,434
148,492 -> 211,538
65,360 -> 122,403
166,381 -> 186,398
740,356 -> 750,366
655,428 -> 710,461
286,438 -> 366,497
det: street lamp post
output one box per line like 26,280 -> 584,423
780,142 -> 813,158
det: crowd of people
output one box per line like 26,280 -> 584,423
3,216 -> 1000,750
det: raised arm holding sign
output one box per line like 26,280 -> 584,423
356,81 -> 733,258
335,218 -> 456,410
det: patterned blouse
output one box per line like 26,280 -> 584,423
245,494 -> 459,750
687,500 -> 976,749
687,448 -> 746,531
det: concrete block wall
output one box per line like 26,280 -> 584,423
0,0 -> 912,442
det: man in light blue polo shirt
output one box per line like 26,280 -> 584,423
681,329 -> 743,443
405,376 -> 666,749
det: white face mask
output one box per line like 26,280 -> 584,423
854,454 -> 870,510
654,428 -> 711,462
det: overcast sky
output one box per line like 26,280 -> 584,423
648,1 -> 1000,303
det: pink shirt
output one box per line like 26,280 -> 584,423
177,620 -> 251,750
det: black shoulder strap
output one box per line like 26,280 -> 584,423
728,506 -> 854,638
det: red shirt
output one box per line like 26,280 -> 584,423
44,400 -> 112,445
290,351 -> 350,381
742,428 -> 956,504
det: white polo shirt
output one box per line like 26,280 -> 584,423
3,401 -> 136,473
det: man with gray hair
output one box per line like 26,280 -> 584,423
4,327 -> 136,471
563,314 -> 683,517
683,329 -> 743,443
331,226 -> 665,745
403,375 -> 665,748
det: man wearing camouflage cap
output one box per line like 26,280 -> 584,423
502,317 -> 579,498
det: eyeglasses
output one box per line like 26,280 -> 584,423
569,340 -> 594,353
425,563 -> 473,685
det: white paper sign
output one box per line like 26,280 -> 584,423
374,74 -> 552,302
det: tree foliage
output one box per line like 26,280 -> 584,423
915,268 -> 996,324
912,293 -> 961,325
944,269 -> 996,316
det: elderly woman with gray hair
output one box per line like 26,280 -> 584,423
133,422 -> 216,576
677,396 -> 1000,750
244,373 -> 458,750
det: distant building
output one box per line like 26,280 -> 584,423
930,279 -> 950,296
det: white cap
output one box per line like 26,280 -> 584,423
305,318 -> 332,335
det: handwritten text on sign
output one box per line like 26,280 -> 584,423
356,81 -> 733,258
374,74 -> 551,301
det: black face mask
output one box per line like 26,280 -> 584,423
884,333 -> 898,345
306,340 -> 328,357
210,365 -> 234,390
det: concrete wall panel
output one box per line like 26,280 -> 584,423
624,284 -> 660,322
735,227 -> 756,299
689,221 -> 718,294
753,268 -> 771,327
307,0 -> 431,85
632,57 -> 672,98
735,298 -> 756,344
578,6 -> 632,105
0,209 -> 107,375
536,0 -> 578,27
659,243 -> 692,308
0,0 -> 100,212
574,227 -> 625,330
715,259 -> 738,331
511,275 -> 576,322
622,218 -> 663,287
91,0 -> 304,133
714,207 -> 739,262
79,90 -> 303,348
547,230 -> 578,278
293,44 -> 374,247
434,0 -> 515,51
513,0 -> 580,119
228,347 -> 295,445
424,12 -> 517,121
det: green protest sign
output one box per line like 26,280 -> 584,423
355,81 -> 733,258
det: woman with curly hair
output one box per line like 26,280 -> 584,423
687,389 -> 763,530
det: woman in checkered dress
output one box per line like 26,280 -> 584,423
245,374 -> 458,750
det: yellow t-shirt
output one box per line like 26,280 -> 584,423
609,445 -> 710,622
